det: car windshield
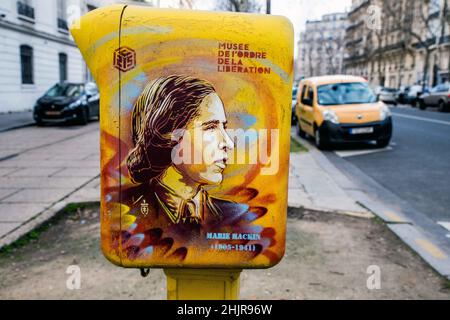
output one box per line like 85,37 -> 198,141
382,88 -> 397,93
317,82 -> 377,106
45,84 -> 84,98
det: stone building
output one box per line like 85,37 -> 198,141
0,0 -> 153,113
297,12 -> 348,79
344,0 -> 450,88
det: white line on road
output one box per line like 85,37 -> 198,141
335,146 -> 392,158
392,112 -> 450,126
437,221 -> 450,232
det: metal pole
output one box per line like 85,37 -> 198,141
266,0 -> 271,14
164,269 -> 242,300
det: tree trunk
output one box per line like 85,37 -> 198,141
423,49 -> 431,90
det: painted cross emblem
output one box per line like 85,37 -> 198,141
141,199 -> 149,216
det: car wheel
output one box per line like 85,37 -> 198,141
296,120 -> 306,138
314,127 -> 329,150
416,100 -> 426,110
438,100 -> 448,112
376,138 -> 390,148
35,118 -> 44,127
77,107 -> 89,125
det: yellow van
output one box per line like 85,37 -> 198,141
295,75 -> 392,149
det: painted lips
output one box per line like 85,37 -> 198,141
214,158 -> 227,170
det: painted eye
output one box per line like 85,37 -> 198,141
203,125 -> 216,131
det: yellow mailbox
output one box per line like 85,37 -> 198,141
71,5 -> 293,274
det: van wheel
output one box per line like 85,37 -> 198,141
297,120 -> 306,138
314,128 -> 329,150
438,101 -> 448,112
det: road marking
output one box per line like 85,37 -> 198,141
437,221 -> 450,232
383,210 -> 407,223
335,146 -> 392,158
392,112 -> 450,126
415,238 -> 447,260
394,104 -> 411,109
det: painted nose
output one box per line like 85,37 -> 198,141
219,127 -> 234,151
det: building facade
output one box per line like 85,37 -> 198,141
0,0 -> 152,113
297,12 -> 348,79
344,0 -> 450,88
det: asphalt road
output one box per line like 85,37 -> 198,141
329,105 -> 450,224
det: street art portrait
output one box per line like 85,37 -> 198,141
105,74 -> 283,268
126,75 -> 235,227
72,5 -> 294,269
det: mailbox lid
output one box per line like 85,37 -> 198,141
83,6 -> 294,269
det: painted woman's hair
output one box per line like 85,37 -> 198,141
127,75 -> 216,184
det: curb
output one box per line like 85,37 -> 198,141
291,132 -> 450,280
0,111 -> 35,133
0,122 -> 35,133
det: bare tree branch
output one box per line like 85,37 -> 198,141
217,0 -> 261,13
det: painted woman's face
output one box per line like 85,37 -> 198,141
175,93 -> 234,185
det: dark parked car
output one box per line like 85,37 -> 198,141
292,85 -> 298,125
416,82 -> 450,112
33,82 -> 99,125
395,86 -> 409,104
405,84 -> 426,106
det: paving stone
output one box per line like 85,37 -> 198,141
0,177 -> 90,189
51,168 -> 100,178
0,189 -> 20,200
8,168 -> 64,177
0,168 -> 19,177
0,204 -> 47,222
0,222 -> 21,237
1,188 -> 74,204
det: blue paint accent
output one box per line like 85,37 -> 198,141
144,246 -> 154,254
231,112 -> 257,128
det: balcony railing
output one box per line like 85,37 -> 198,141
17,1 -> 35,20
57,18 -> 69,31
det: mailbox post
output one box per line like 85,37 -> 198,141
71,4 -> 293,300
165,269 -> 241,300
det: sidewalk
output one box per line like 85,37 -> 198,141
288,151 -> 372,218
290,132 -> 450,280
0,111 -> 35,133
1,123 -> 449,291
0,123 -> 100,248
1,145 -> 449,298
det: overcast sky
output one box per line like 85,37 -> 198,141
157,0 -> 353,56
270,0 -> 352,56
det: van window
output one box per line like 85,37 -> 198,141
301,85 -> 313,106
307,87 -> 314,101
299,84 -> 305,102
317,82 -> 377,106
